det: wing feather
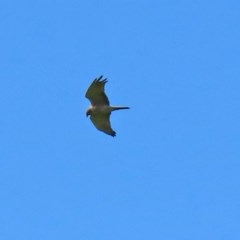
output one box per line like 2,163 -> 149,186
85,76 -> 110,106
90,112 -> 116,137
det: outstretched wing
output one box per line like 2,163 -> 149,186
85,76 -> 110,106
90,112 -> 116,137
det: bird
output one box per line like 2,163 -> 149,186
85,75 -> 130,137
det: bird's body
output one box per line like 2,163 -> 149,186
85,76 -> 129,137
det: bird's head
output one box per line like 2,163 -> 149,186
86,108 -> 92,117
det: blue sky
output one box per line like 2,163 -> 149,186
1,1 -> 240,239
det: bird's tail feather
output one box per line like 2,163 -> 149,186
111,106 -> 130,111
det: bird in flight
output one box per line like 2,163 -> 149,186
85,75 -> 130,137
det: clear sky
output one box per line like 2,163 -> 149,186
1,1 -> 240,239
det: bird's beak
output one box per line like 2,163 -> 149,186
86,110 -> 90,117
